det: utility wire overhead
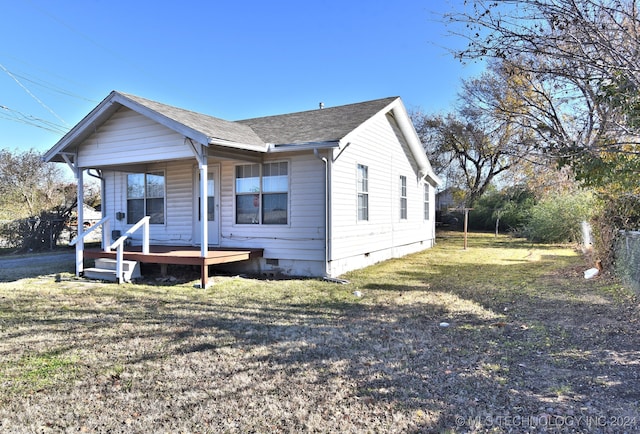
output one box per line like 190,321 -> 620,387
0,52 -> 98,103
25,0 -> 178,96
0,104 -> 68,135
0,62 -> 69,127
9,70 -> 96,102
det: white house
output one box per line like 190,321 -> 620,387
43,91 -> 441,287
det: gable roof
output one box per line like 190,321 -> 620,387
43,91 -> 266,163
238,97 -> 398,145
121,92 -> 265,146
42,91 -> 440,185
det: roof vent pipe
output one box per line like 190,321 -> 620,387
319,102 -> 324,109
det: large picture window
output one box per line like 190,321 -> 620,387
235,162 -> 289,225
357,164 -> 369,221
127,171 -> 165,224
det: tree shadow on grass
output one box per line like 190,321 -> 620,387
1,241 -> 639,432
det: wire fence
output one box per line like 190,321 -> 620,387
615,230 -> 640,294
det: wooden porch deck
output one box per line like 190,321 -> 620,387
84,246 -> 264,288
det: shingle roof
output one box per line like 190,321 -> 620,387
119,93 -> 397,146
120,92 -> 265,146
44,91 -> 404,163
237,97 -> 398,145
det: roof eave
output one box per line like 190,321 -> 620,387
340,97 -> 400,146
338,97 -> 441,186
43,92 -> 119,162
267,141 -> 340,153
389,99 -> 442,186
113,93 -> 210,145
43,91 -> 215,163
208,137 -> 268,152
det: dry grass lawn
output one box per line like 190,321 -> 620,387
0,232 -> 638,433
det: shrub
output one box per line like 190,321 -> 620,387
0,220 -> 22,249
523,191 -> 594,243
470,186 -> 536,233
590,194 -> 640,269
0,205 -> 75,253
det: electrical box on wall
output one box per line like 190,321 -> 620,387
116,212 -> 125,220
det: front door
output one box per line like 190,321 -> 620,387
194,166 -> 220,245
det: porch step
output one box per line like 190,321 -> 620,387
84,258 -> 141,283
83,267 -> 118,282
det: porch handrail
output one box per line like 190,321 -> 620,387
70,216 -> 112,280
110,216 -> 150,284
69,216 -> 111,248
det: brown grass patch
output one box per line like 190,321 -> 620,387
0,232 -> 638,433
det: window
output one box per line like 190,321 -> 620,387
235,162 -> 288,225
262,162 -> 288,224
236,164 -> 261,224
400,175 -> 407,220
127,171 -> 165,224
198,172 -> 216,222
424,183 -> 430,220
357,164 -> 369,221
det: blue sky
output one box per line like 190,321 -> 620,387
1,0 -> 483,153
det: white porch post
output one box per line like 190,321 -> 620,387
187,138 -> 210,288
200,162 -> 208,257
76,169 -> 84,276
101,174 -> 110,251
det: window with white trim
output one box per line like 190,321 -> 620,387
235,162 -> 289,225
127,171 -> 165,224
262,162 -> 288,224
423,183 -> 430,220
400,175 -> 407,220
357,164 -> 369,221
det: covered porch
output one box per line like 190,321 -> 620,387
84,245 -> 264,288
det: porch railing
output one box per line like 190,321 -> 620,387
70,216 -> 150,284
110,216 -> 150,284
70,216 -> 111,278
70,216 -> 111,248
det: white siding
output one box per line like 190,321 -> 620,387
218,153 -> 327,274
80,104 -> 436,278
328,112 -> 437,276
101,151 -> 327,275
164,160 -> 196,243
103,160 -> 196,245
77,107 -> 194,167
